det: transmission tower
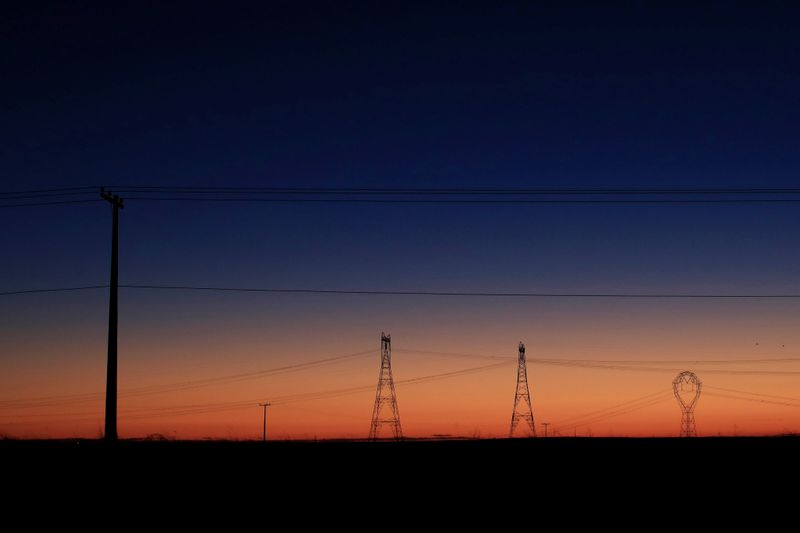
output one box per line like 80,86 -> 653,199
368,332 -> 403,440
509,341 -> 537,437
673,371 -> 701,437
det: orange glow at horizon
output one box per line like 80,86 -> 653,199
3,298 -> 800,440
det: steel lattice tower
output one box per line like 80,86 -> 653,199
368,332 -> 403,440
673,371 -> 701,437
509,341 -> 537,438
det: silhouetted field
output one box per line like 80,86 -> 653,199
3,437 -> 792,507
4,436 -> 797,474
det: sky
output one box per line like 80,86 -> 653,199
2,2 -> 800,439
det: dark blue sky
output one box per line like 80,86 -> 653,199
2,2 -> 800,331
4,3 -> 800,189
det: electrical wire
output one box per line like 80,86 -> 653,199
8,284 -> 800,298
0,186 -> 97,196
0,199 -> 104,208
0,349 -> 375,409
395,348 -> 800,365
123,196 -> 800,205
113,284 -> 800,298
550,390 -> 674,426
704,391 -> 800,408
100,185 -> 800,195
704,385 -> 800,403
8,185 -> 800,207
117,361 -> 515,420
0,285 -> 108,296
553,395 -> 675,434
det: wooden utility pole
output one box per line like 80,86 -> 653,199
101,188 -> 123,442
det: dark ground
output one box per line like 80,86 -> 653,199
3,437 -> 794,518
3,436 -> 797,478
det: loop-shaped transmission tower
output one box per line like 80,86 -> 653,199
673,371 -> 701,437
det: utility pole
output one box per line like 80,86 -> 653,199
259,402 -> 271,441
542,422 -> 550,437
101,187 -> 123,442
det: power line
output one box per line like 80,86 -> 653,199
0,285 -> 109,296
4,344 -> 798,411
8,185 -> 800,207
117,285 -> 800,298
0,192 -> 101,200
553,396 -> 674,433
9,186 -> 800,203
396,349 -> 800,376
0,186 -> 97,196
11,185 -> 800,198
143,362 -> 512,418
553,391 -> 677,433
704,391 -> 800,408
117,349 -> 375,398
0,349 -> 375,409
5,283 -> 800,298
6,385 -> 797,426
123,197 -> 800,205
0,391 -> 102,409
532,357 -> 800,365
12,284 -> 800,299
109,361 -> 513,420
268,361 -> 513,406
395,348 -> 509,361
704,385 -> 800,403
0,199 -> 104,208
101,186 -> 800,195
553,390 -> 673,426
7,365 -> 800,430
395,348 -> 800,365
530,359 -> 800,376
99,185 -> 800,204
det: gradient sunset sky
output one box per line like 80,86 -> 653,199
2,3 -> 800,439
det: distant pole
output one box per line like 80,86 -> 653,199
542,422 -> 550,437
259,402 -> 271,441
101,187 -> 123,442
